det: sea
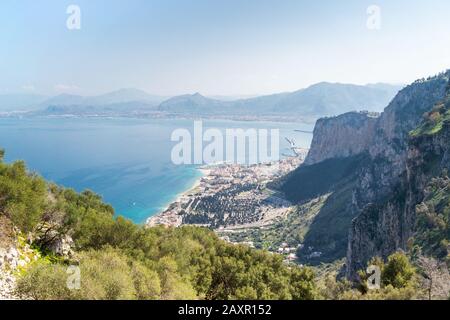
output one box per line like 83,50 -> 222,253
0,117 -> 313,223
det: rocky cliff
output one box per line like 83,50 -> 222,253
346,73 -> 450,278
304,111 -> 378,165
288,71 -> 450,278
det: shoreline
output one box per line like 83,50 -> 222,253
1,113 -> 317,126
146,166 -> 210,227
145,153 -> 307,228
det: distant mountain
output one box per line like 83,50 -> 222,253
37,89 -> 168,116
0,94 -> 48,112
158,93 -> 229,114
12,83 -> 403,119
40,94 -> 85,107
40,88 -> 166,108
41,101 -> 160,116
157,83 -> 404,118
261,82 -> 403,115
208,94 -> 260,101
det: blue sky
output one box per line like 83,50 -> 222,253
1,0 -> 450,96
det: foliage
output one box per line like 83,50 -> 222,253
381,252 -> 416,289
0,151 -> 47,232
2,150 -> 317,300
319,252 -> 421,300
8,148 -> 445,300
414,175 -> 450,262
15,260 -> 73,300
410,95 -> 450,137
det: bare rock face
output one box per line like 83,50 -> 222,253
304,111 -> 379,165
301,71 -> 450,278
48,234 -> 73,257
346,73 -> 450,278
0,246 -> 20,300
34,223 -> 74,258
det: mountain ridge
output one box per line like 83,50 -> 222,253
5,83 -> 403,119
157,82 -> 403,118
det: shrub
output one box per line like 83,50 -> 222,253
15,261 -> 73,300
0,155 -> 47,232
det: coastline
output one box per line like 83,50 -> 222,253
3,112 -> 318,126
146,166 -> 210,227
145,153 -> 307,228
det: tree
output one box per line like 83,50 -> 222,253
381,252 -> 416,289
131,261 -> 161,299
0,160 -> 47,232
290,267 -> 317,300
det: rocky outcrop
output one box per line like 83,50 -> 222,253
0,241 -> 39,300
304,111 -> 378,165
348,74 -> 450,278
300,71 -> 450,278
33,222 -> 74,258
0,247 -> 19,300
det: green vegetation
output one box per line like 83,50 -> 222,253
278,155 -> 368,263
0,149 -> 318,300
321,252 -> 421,300
413,174 -> 450,264
224,155 -> 370,264
410,97 -> 450,137
1,146 -> 448,300
0,153 -> 47,232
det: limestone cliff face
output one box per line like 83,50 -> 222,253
347,120 -> 450,277
304,111 -> 378,165
301,71 -> 450,278
305,72 -> 448,166
346,74 -> 450,277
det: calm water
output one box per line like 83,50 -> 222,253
0,117 -> 313,223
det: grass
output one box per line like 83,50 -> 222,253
410,107 -> 450,137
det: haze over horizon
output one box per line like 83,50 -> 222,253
1,0 -> 450,96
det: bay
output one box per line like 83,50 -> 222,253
0,117 -> 313,223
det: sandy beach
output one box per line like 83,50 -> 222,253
146,167 -> 211,227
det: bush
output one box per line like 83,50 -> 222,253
75,248 -> 137,300
0,154 -> 47,232
382,252 -> 416,289
15,261 -> 73,300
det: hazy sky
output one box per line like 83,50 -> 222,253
1,0 -> 450,96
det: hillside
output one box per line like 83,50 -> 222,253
0,147 -> 445,300
158,83 -> 402,118
0,150 -> 317,300
280,70 -> 450,280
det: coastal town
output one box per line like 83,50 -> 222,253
147,149 -> 307,228
146,147 -> 310,262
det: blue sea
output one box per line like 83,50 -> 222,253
0,117 -> 313,223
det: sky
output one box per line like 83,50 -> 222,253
1,0 -> 450,96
